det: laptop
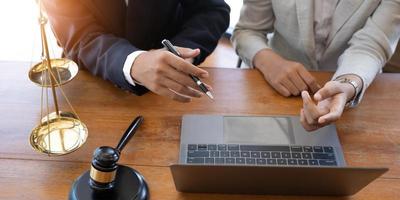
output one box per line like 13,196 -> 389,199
170,115 -> 388,196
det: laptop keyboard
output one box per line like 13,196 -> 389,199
186,144 -> 337,166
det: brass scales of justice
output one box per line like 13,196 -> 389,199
27,2 -> 149,199
28,0 -> 88,156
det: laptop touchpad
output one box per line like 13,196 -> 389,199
223,116 -> 295,145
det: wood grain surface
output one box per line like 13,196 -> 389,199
0,61 -> 399,199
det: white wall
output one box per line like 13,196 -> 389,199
225,0 -> 243,34
0,0 -> 62,62
0,1 -> 244,62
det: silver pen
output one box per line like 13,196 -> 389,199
161,39 -> 214,100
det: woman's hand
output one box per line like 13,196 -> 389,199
253,49 -> 320,97
300,79 -> 357,131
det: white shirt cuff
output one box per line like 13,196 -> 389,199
123,50 -> 146,86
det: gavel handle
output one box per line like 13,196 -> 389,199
116,116 -> 144,153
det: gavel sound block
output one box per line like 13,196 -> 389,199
69,116 -> 149,200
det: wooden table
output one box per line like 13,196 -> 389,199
0,61 -> 399,200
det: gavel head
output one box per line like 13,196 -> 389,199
89,146 -> 120,191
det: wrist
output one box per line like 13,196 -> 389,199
130,51 -> 147,85
123,50 -> 146,86
253,49 -> 287,72
341,82 -> 357,101
333,74 -> 363,102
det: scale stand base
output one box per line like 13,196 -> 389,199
69,165 -> 149,200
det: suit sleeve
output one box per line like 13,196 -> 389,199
42,0 -> 149,95
170,0 -> 230,65
231,0 -> 275,67
334,0 -> 400,105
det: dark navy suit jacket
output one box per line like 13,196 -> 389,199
43,0 -> 230,95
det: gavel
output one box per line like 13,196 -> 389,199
69,116 -> 149,200
89,116 -> 144,191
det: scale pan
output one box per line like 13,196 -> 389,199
30,117 -> 88,156
29,58 -> 79,87
41,111 -> 78,123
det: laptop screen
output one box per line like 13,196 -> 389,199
223,116 -> 295,145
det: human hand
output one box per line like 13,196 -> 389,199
131,47 -> 210,102
253,49 -> 320,97
300,80 -> 356,131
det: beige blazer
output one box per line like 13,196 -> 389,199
232,0 -> 400,100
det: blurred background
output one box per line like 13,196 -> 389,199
0,0 -> 241,64
0,0 -> 61,63
0,0 -> 398,70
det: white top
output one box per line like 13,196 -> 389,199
232,0 -> 399,106
314,0 -> 339,63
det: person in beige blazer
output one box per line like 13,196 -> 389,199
232,0 -> 400,131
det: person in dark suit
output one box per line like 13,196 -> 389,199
42,0 -> 230,102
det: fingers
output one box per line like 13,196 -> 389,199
158,50 -> 214,93
185,58 -> 195,64
176,47 -> 200,59
133,49 -> 209,103
318,94 -> 347,124
300,109 -> 320,132
301,91 -> 320,125
161,77 -> 203,98
161,66 -> 200,89
155,87 -> 191,103
301,90 -> 336,131
281,78 -> 300,96
301,89 -> 347,131
274,83 -> 291,97
318,110 -> 341,124
314,81 -> 342,101
154,53 -> 213,98
163,51 -> 208,78
277,64 -> 308,96
205,83 -> 213,92
297,67 -> 320,93
267,62 -> 318,97
288,72 -> 308,92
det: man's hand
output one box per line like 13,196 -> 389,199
131,47 -> 210,102
253,49 -> 320,96
300,80 -> 357,131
